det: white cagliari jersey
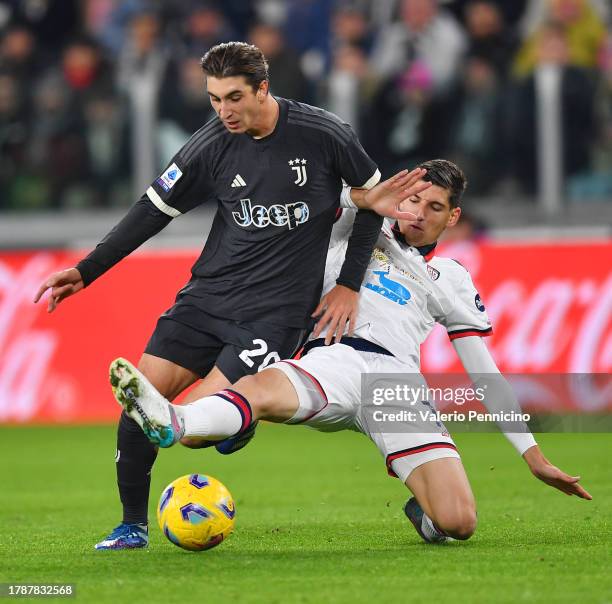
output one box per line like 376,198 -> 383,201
312,209 -> 537,457
319,212 -> 492,366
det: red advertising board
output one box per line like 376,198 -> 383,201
422,240 -> 611,375
0,242 -> 610,423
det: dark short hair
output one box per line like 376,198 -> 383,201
200,42 -> 269,92
418,159 -> 467,208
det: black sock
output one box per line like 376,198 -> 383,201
116,411 -> 158,525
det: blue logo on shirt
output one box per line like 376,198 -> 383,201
168,169 -> 178,180
365,270 -> 411,305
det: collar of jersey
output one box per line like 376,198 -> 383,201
391,221 -> 437,261
248,96 -> 288,145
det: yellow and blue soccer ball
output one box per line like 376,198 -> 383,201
157,474 -> 235,551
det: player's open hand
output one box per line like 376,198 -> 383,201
311,285 -> 358,345
33,267 -> 84,313
523,445 -> 592,500
364,168 -> 431,220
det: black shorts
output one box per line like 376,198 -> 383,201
145,300 -> 308,383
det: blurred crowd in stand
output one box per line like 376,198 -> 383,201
0,0 -> 610,210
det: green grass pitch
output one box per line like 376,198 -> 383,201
0,425 -> 610,603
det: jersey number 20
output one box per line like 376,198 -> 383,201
239,339 -> 281,371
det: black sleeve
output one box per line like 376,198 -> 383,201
76,196 -> 172,287
335,209 -> 383,292
147,152 -> 214,215
76,129 -> 218,286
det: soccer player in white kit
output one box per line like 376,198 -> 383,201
110,159 -> 592,544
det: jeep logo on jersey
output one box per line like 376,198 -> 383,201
288,158 -> 308,186
232,198 -> 309,229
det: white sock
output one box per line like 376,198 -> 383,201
421,513 -> 448,543
181,391 -> 249,440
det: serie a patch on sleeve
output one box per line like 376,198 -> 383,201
157,163 -> 183,192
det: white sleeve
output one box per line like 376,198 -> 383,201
320,239 -> 349,300
328,207 -> 357,249
339,185 -> 357,209
453,336 -> 537,456
438,265 -> 493,341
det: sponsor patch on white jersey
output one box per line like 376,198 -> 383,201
157,163 -> 183,192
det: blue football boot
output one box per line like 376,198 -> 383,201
403,497 -> 449,544
94,523 -> 148,550
215,421 -> 258,455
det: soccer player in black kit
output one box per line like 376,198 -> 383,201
34,42 -> 428,549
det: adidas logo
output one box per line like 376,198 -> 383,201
231,174 -> 246,187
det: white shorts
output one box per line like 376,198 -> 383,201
268,343 -> 459,482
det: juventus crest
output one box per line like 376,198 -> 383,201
288,158 -> 308,186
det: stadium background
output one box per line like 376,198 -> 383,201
0,3 -> 610,603
0,0 -> 609,422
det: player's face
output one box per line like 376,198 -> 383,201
398,183 -> 461,246
206,76 -> 266,134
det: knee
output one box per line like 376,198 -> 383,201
232,374 -> 275,418
435,507 -> 477,541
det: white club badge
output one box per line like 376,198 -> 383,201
288,158 -> 308,187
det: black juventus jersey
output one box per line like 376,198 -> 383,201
77,97 -> 380,328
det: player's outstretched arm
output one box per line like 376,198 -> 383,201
523,445 -> 592,500
34,197 -> 174,314
344,167 -> 430,219
454,336 -> 592,500
33,267 -> 84,313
